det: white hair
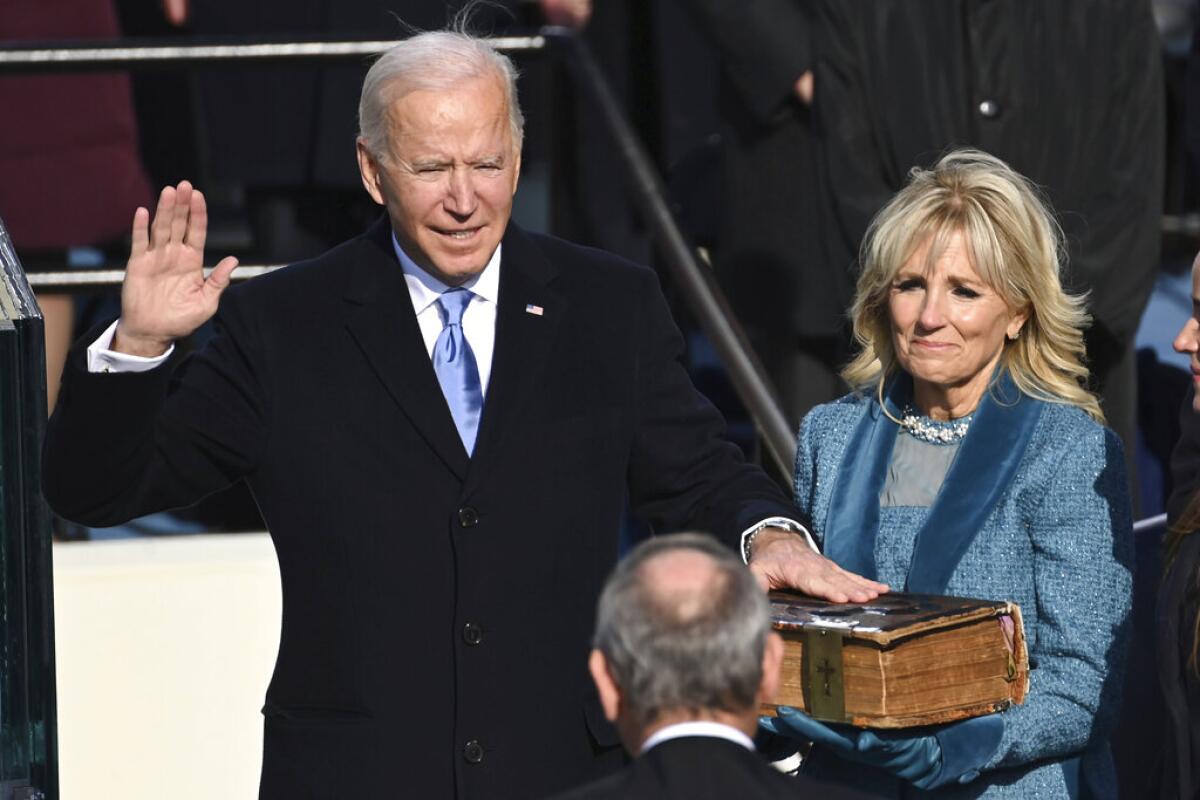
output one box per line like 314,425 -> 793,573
592,533 -> 770,728
357,29 -> 524,159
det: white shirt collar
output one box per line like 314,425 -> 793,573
639,721 -> 755,754
391,232 -> 502,311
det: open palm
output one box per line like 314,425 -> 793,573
114,181 -> 238,356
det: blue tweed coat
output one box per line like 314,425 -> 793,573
795,389 -> 1134,799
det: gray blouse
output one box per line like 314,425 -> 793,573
880,430 -> 961,507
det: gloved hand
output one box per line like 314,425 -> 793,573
760,706 -> 943,789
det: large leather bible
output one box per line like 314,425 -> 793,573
764,591 -> 1029,729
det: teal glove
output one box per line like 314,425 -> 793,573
760,706 -> 944,789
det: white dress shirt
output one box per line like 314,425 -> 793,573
640,720 -> 755,754
393,233 -> 499,395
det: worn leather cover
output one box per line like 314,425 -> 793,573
765,591 -> 1029,728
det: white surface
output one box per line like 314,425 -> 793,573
54,533 -> 280,799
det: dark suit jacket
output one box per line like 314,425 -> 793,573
547,735 -> 868,800
1156,532 -> 1200,799
42,220 -> 800,799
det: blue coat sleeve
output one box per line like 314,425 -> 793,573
984,424 -> 1134,770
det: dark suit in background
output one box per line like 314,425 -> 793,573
679,0 -> 1164,467
43,220 -> 800,799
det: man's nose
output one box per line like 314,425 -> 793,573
1174,318 -> 1200,355
445,169 -> 478,216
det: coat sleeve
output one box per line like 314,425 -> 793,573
676,0 -> 814,124
791,406 -> 824,547
41,288 -> 269,526
983,424 -> 1134,771
623,266 -> 800,549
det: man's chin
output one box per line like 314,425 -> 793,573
427,254 -> 490,286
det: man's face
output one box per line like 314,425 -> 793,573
357,75 -> 521,286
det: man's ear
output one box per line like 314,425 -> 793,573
588,649 -> 621,724
356,138 -> 386,206
758,632 -> 785,706
510,149 -> 522,197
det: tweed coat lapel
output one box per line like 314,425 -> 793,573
824,372 -> 1043,594
464,224 -> 562,496
343,219 -> 470,481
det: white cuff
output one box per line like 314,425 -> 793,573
740,517 -> 818,564
86,320 -> 174,374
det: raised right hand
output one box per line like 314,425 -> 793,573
113,181 -> 238,357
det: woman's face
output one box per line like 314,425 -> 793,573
1173,252 -> 1200,412
888,230 -> 1026,419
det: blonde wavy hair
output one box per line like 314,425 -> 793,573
841,149 -> 1103,422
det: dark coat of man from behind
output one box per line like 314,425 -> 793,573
39,31 -> 812,800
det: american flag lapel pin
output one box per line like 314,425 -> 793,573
525,303 -> 544,316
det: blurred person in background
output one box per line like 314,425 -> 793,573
0,0 -> 167,411
1157,248 -> 1200,799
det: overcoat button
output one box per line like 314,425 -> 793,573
463,623 -> 483,645
458,506 -> 479,527
977,99 -> 1000,118
463,740 -> 484,764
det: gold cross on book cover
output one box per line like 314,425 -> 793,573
764,591 -> 1029,729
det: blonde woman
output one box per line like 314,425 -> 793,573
762,150 -> 1133,798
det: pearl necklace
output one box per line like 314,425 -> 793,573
899,407 -> 972,444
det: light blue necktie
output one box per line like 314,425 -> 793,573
433,288 -> 483,455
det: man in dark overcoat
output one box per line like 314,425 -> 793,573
41,28 -> 882,800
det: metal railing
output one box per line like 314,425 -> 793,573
2,30 -> 797,476
0,36 -> 545,72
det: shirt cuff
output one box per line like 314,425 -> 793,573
86,320 -> 174,374
740,517 -> 818,564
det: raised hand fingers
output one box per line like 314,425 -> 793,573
149,185 -> 176,249
169,181 -> 193,244
205,256 -> 239,294
184,188 -> 208,252
130,207 -> 150,261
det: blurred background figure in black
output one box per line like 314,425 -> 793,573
676,0 -> 1165,495
0,0 -> 160,413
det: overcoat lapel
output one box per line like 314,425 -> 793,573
343,220 -> 470,481
464,225 -> 562,496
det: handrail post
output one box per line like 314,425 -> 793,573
546,29 -> 797,478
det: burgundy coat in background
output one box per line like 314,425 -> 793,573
0,0 -> 151,251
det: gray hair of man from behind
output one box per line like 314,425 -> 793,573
593,532 -> 771,728
357,26 -> 525,160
